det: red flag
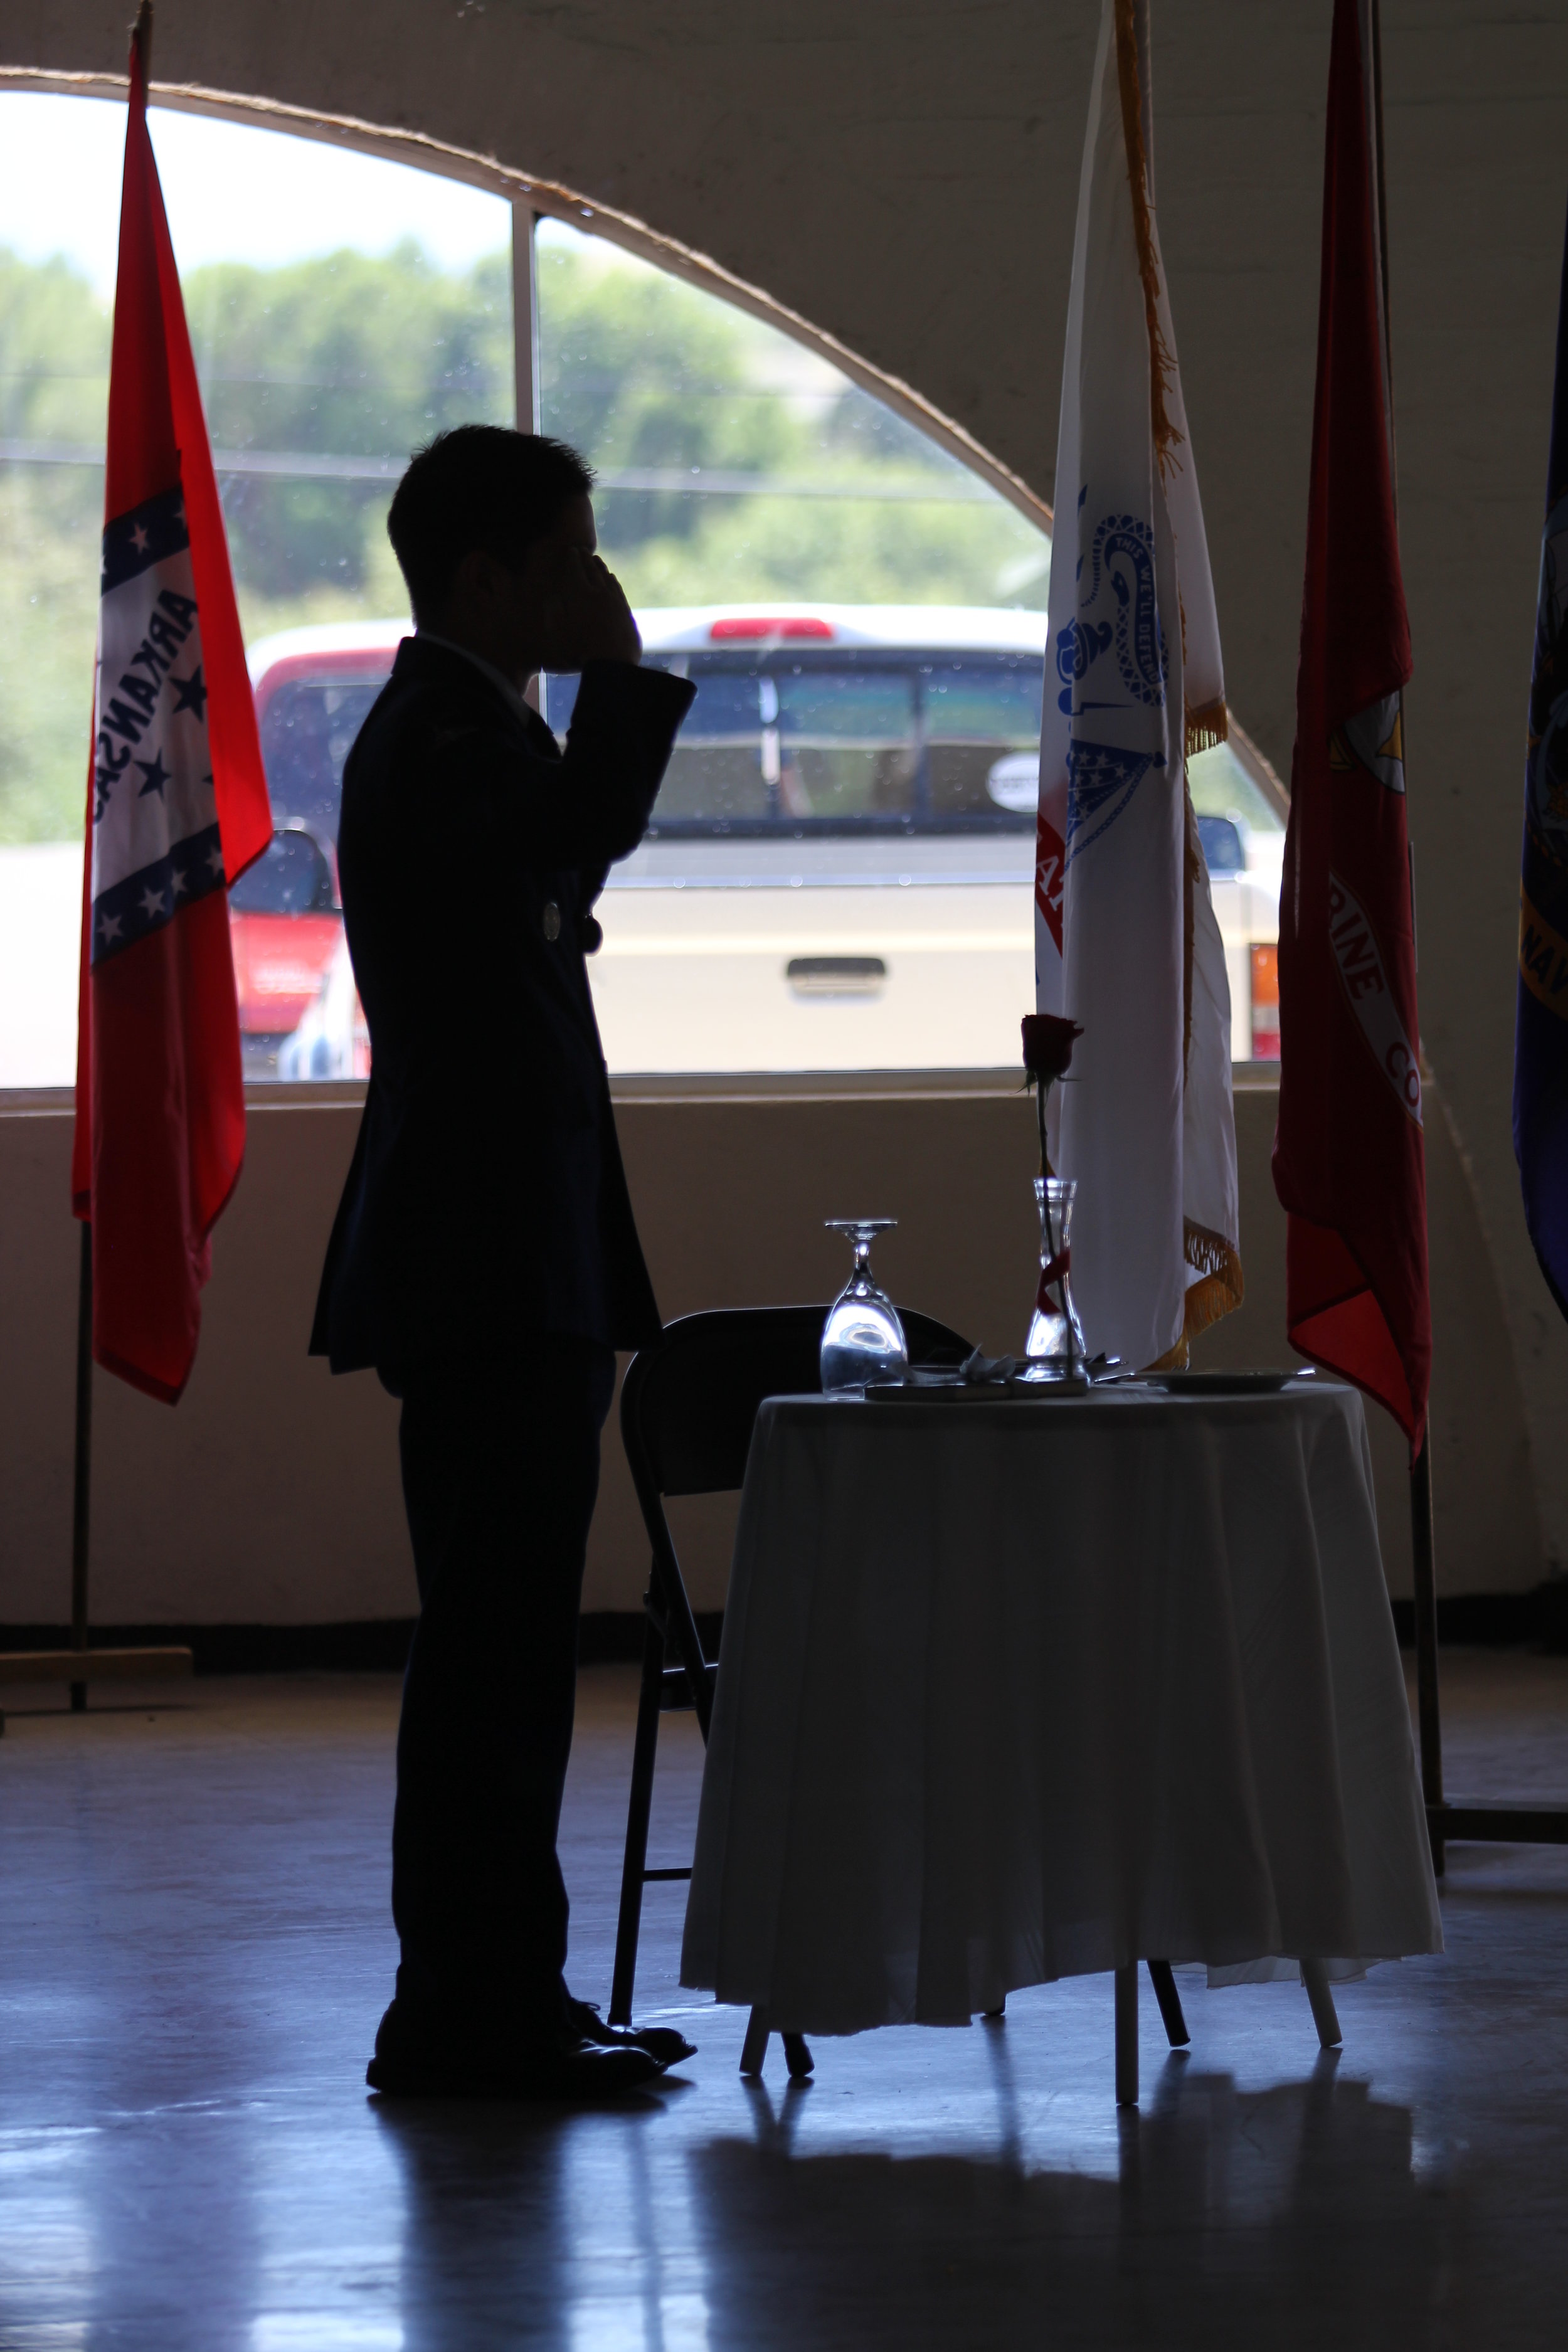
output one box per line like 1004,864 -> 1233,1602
1273,0 -> 1429,1452
70,11 -> 272,1403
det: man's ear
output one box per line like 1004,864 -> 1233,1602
449,546 -> 494,607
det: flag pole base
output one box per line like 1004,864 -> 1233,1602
1429,1801 -> 1568,1845
0,1647 -> 194,1733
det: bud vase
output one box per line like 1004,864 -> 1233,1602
1026,1175 -> 1087,1370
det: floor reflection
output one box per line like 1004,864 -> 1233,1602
371,2051 -> 1461,2351
378,2102 -> 580,2351
686,2052 -> 1453,2352
7,1669 -> 1564,2348
378,2089 -> 712,2352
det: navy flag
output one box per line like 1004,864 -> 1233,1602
1515,198 -> 1568,1318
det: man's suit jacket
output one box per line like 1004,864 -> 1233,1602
309,635 -> 695,1385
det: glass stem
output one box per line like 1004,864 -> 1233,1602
1037,1078 -> 1054,1181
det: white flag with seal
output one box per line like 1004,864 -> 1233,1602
1035,0 -> 1242,1370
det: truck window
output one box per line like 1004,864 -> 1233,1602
924,664 -> 1044,823
258,678 -> 388,842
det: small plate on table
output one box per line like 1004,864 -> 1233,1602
1147,1369 -> 1312,1396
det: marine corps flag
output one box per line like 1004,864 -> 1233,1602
1036,0 -> 1242,1371
70,8 -> 272,1402
1513,201 -> 1568,1320
1273,0 -> 1429,1451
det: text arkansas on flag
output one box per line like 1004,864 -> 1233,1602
92,489 -> 224,958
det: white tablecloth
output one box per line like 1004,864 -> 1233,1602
681,1383 -> 1441,2033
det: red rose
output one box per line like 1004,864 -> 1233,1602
1021,1013 -> 1083,1083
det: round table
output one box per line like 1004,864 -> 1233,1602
681,1380 -> 1441,2072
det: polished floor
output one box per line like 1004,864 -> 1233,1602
1,1651 -> 1565,2349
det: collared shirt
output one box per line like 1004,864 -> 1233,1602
416,630 -> 536,729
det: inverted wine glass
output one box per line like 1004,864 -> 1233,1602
820,1219 -> 909,1391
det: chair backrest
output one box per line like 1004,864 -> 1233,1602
621,1303 -> 973,1503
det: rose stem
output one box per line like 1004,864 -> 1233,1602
1036,1076 -> 1052,1181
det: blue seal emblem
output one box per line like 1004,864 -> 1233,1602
1056,494 -> 1170,865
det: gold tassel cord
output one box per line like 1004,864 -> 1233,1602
1113,0 -> 1183,480
1182,1219 -> 1246,1344
1138,1229 -> 1245,1374
1109,4 -> 1244,1377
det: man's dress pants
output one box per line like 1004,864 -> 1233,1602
391,1339 -> 616,2024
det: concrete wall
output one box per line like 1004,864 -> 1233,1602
0,1078 -> 1536,1624
4,0 -> 1566,1579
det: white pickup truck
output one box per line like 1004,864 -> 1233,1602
241,605 -> 1286,1080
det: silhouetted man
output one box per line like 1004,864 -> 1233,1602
311,426 -> 695,2099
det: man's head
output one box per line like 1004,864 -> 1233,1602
388,425 -> 637,685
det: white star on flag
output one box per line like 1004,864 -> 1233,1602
139,884 -> 166,919
100,911 -> 122,943
170,866 -> 187,896
206,845 -> 225,877
130,522 -> 149,553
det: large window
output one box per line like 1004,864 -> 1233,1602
0,93 -> 510,1082
0,92 -> 1284,1088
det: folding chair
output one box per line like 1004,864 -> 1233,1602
608,1303 -> 972,2072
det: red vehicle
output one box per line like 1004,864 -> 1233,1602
231,623 -> 405,1074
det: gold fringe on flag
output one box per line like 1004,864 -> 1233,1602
1185,696 -> 1229,755
1182,781 -> 1198,1072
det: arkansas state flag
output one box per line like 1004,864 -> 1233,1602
1273,0 -> 1430,1452
70,14 -> 272,1402
1036,0 -> 1242,1370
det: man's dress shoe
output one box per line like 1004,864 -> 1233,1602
366,1998 -> 662,2100
566,1996 -> 697,2068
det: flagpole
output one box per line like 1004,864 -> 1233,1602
1372,0 -> 1449,1875
69,1223 -> 93,1712
1409,1433 -> 1443,1872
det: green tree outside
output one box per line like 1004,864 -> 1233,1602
0,235 -> 1049,844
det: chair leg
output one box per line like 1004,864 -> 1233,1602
655,1545 -> 716,1744
1115,1963 -> 1139,2106
1301,1958 -> 1342,2049
1146,1959 -> 1189,2047
739,2010 -> 771,2076
608,1601 -> 666,2026
782,2032 -> 814,2079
